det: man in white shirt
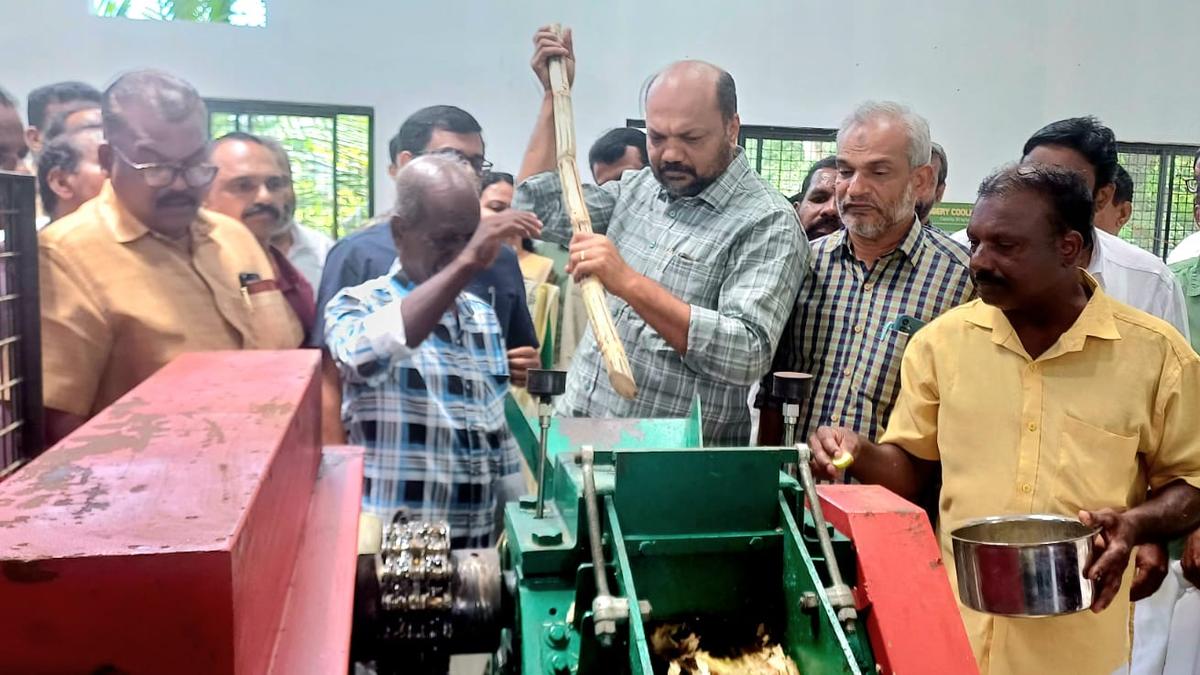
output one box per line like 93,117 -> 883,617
952,119 -> 1189,339
276,219 -> 334,290
1166,150 -> 1200,265
261,138 -> 334,289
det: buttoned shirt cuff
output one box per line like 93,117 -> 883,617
360,298 -> 412,361
685,303 -> 718,355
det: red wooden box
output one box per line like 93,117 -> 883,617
0,350 -> 325,674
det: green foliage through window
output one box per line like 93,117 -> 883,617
741,129 -> 838,197
1117,143 -> 1198,259
209,101 -> 374,239
90,0 -> 267,27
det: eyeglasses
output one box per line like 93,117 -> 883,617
112,145 -> 218,189
1186,177 -> 1198,194
418,147 -> 493,175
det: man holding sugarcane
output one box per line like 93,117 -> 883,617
513,26 -> 808,445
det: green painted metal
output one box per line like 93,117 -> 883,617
499,399 -> 875,673
780,495 -> 873,674
504,394 -> 703,471
607,498 -> 654,675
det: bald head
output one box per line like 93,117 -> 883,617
646,61 -> 736,122
102,70 -> 206,139
391,155 -> 482,282
643,60 -> 740,198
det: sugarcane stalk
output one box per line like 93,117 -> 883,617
547,23 -> 637,399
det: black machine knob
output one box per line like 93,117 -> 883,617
526,369 -> 567,398
772,371 -> 813,405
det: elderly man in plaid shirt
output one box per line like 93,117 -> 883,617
325,155 -> 540,548
513,27 -> 807,445
758,101 -> 974,445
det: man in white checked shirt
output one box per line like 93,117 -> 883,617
513,26 -> 807,445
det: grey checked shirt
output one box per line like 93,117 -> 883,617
514,149 -> 808,445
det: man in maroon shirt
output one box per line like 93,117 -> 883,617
205,132 -> 316,337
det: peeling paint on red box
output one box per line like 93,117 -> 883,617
0,350 -> 322,675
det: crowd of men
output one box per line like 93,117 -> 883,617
4,22 -> 1200,674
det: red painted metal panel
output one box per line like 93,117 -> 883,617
268,445 -> 364,674
816,484 -> 978,675
0,350 -> 321,674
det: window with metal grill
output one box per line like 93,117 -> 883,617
208,99 -> 375,240
1117,143 -> 1199,259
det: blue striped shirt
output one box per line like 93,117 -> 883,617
324,270 -> 521,548
763,220 -> 975,441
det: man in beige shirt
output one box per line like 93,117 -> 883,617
39,70 -> 301,445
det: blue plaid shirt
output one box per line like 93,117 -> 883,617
324,269 -> 521,548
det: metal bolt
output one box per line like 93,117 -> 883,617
595,619 -> 617,648
546,622 -> 569,648
532,526 -> 563,546
801,592 -> 819,610
549,653 -> 571,674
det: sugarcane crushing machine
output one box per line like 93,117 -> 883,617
359,371 -> 976,675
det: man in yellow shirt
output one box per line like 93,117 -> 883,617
808,163 -> 1200,674
39,70 -> 302,445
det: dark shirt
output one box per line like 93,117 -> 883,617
309,219 -> 537,350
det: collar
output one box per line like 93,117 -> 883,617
101,181 -> 149,244
1175,256 -> 1200,297
384,259 -> 417,290
963,270 -> 1122,359
655,146 -> 750,211
1084,228 -> 1106,280
830,216 -> 925,269
100,180 -> 213,244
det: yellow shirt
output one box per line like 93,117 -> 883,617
881,273 -> 1200,675
39,181 -> 303,418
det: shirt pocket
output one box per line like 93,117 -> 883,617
659,251 -> 718,306
1054,415 -> 1139,512
246,288 -> 303,348
858,327 -> 910,403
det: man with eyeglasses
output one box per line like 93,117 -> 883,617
205,132 -> 316,338
38,70 -> 302,445
1166,152 -> 1200,264
313,105 -> 540,443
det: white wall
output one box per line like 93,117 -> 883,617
3,0 -> 1198,210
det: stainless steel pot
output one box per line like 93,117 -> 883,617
950,514 -> 1101,617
